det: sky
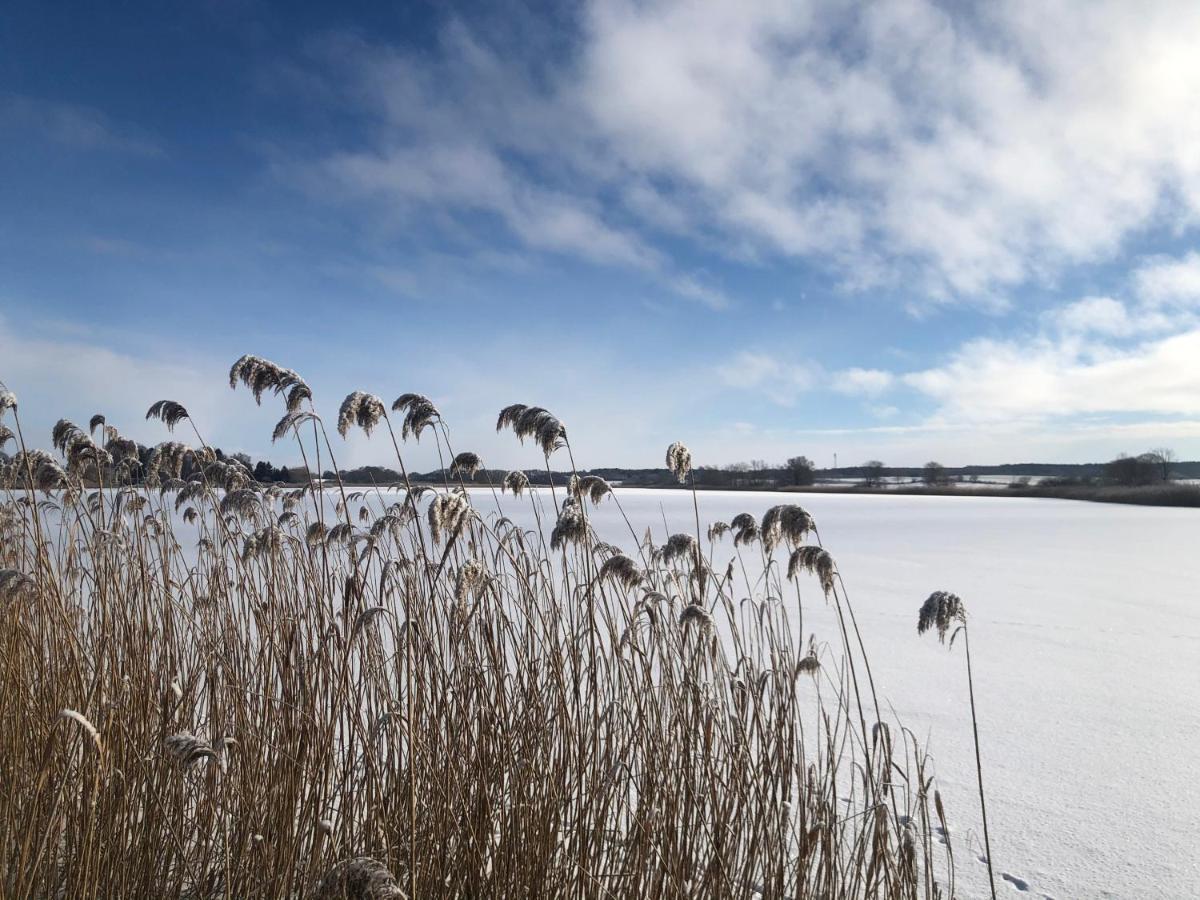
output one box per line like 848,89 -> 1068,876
3,0 -> 1200,471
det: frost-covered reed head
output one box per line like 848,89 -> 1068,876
598,552 -> 642,590
0,569 -> 36,609
730,512 -> 759,547
550,497 -> 587,550
665,442 -> 692,483
502,470 -> 529,497
917,590 -> 967,643
427,491 -> 470,543
0,382 -> 17,419
229,354 -> 311,411
51,419 -> 112,476
391,393 -> 440,441
761,504 -> 815,553
337,392 -> 387,438
569,474 -> 611,504
449,451 -> 483,480
787,546 -> 836,597
315,857 -> 406,900
707,521 -> 730,542
145,400 -> 190,432
679,602 -> 715,632
164,732 -> 218,769
496,404 -> 567,456
661,532 -> 698,564
453,559 -> 489,609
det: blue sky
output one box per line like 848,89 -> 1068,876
3,0 -> 1200,470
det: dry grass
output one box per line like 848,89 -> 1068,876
0,363 -> 962,899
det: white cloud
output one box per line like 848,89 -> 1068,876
1046,296 -> 1138,337
832,367 -> 895,396
903,330 -> 1200,422
1133,252 -> 1200,307
716,351 -> 819,405
294,1 -> 1200,305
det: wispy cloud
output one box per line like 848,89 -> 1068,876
831,368 -> 895,396
284,1 -> 1200,307
716,351 -> 820,406
902,252 -> 1200,423
2,94 -> 163,157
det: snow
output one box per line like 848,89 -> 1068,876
494,488 -> 1200,900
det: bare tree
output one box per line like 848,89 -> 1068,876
922,461 -> 948,486
786,455 -> 816,486
1148,447 -> 1176,481
862,460 -> 885,488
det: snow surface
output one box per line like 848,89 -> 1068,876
484,488 -> 1200,900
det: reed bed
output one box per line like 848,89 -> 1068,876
0,364 -> 960,899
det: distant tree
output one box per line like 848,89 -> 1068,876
1148,447 -> 1176,481
786,455 -> 816,486
253,460 -> 274,482
862,460 -> 885,488
1104,453 -> 1163,486
278,466 -> 291,483
231,452 -> 252,469
922,461 -> 948,486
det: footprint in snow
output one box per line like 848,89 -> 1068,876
1001,871 -> 1030,891
997,868 -> 1054,899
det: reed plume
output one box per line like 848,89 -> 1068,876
665,441 -> 692,483
661,532 -> 698,564
58,709 -> 103,757
315,857 -> 406,900
730,512 -> 760,547
598,552 -> 642,590
550,497 -> 587,550
679,602 -> 715,631
338,392 -> 387,438
0,384 -> 18,417
145,400 -> 190,432
787,546 -> 836,597
229,354 -> 311,410
497,404 -> 566,455
917,590 -> 966,644
502,470 -> 529,496
427,491 -> 470,544
449,452 -> 483,479
163,733 -> 218,769
391,393 -> 439,441
761,504 -> 815,553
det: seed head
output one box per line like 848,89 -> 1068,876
391,393 -> 440,441
145,400 -> 190,432
786,546 -> 836,597
918,591 -> 968,644
315,857 -> 406,900
665,442 -> 692,482
449,452 -> 483,480
338,392 -> 387,438
598,553 -> 642,590
502,470 -> 529,497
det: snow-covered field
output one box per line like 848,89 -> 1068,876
482,488 -> 1198,900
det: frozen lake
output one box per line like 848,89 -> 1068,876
472,487 -> 1199,900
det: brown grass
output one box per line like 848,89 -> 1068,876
0,363 -> 964,899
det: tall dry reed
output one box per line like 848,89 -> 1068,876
0,363 -> 965,899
